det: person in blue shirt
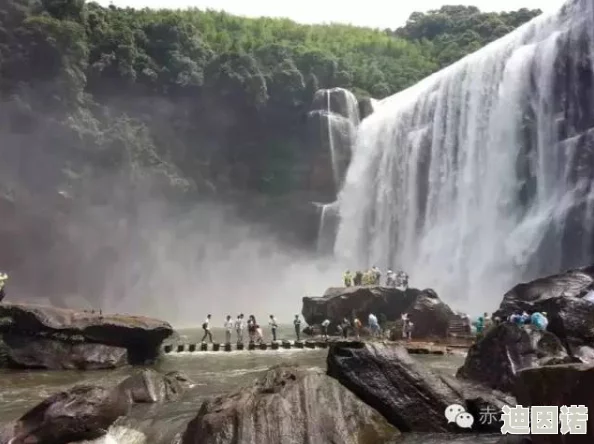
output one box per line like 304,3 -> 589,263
530,311 -> 549,330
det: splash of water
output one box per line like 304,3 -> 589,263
335,0 -> 594,314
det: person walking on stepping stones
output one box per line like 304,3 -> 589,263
201,314 -> 213,343
269,314 -> 278,341
235,313 -> 244,343
224,315 -> 234,344
293,314 -> 302,341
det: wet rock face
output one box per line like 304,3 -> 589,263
1,333 -> 128,370
0,303 -> 173,369
456,323 -> 573,393
493,264 -> 594,351
327,342 -> 514,433
0,385 -> 130,444
117,369 -> 194,404
181,364 -> 399,444
514,364 -> 594,444
302,286 -> 457,339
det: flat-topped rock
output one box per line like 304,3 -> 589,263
0,303 -> 173,369
302,286 -> 458,339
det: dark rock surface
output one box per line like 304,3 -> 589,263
456,323 -> 574,393
181,364 -> 399,444
0,385 -> 130,444
1,333 -> 128,370
0,303 -> 173,369
327,342 -> 514,433
302,286 -> 458,339
493,264 -> 594,352
514,363 -> 594,443
117,369 -> 194,404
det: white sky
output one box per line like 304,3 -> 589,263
95,0 -> 566,29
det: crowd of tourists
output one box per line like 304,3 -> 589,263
199,311 -> 414,344
342,267 -> 409,289
471,310 -> 549,338
200,313 -> 304,344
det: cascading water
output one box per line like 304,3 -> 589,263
335,0 -> 594,314
309,88 -> 361,254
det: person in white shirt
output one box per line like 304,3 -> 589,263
235,314 -> 244,343
368,313 -> 380,337
269,314 -> 279,341
224,315 -> 234,344
201,314 -> 213,343
321,319 -> 331,339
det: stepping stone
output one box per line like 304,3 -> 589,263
224,343 -> 232,351
188,343 -> 197,352
282,340 -> 292,349
271,342 -> 280,350
212,343 -> 221,351
177,344 -> 185,353
200,343 -> 208,351
305,341 -> 316,349
237,342 -> 245,350
294,341 -> 304,349
259,342 -> 267,350
248,342 -> 256,350
163,345 -> 173,354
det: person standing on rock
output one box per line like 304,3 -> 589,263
294,314 -> 302,341
235,314 -> 244,343
0,272 -> 7,302
368,313 -> 380,338
343,270 -> 353,287
353,270 -> 363,286
386,269 -> 396,287
321,319 -> 331,340
371,266 -> 381,285
224,315 -> 234,344
201,314 -> 213,343
269,315 -> 279,341
341,317 -> 351,338
353,316 -> 362,339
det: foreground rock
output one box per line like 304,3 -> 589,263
0,303 -> 173,369
117,369 -> 194,403
493,264 -> 594,352
514,364 -> 594,443
181,364 -> 399,444
327,342 -> 514,433
302,286 -> 458,339
0,385 -> 130,444
456,323 -> 578,393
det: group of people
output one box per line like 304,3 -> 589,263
320,312 -> 384,340
342,267 -> 409,289
201,313 -> 301,344
472,310 -> 549,336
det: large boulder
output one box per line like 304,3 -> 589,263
456,323 -> 577,393
181,364 -> 399,444
302,286 -> 457,339
0,333 -> 127,370
0,385 -> 130,444
327,342 -> 514,433
0,303 -> 173,369
493,265 -> 594,352
513,364 -> 594,443
116,369 -> 194,404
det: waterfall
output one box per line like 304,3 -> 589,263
309,88 -> 361,253
335,0 -> 594,314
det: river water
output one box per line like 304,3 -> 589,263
0,327 -> 475,442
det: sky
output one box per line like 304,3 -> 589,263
95,0 -> 567,29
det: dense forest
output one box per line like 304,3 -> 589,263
0,0 -> 541,301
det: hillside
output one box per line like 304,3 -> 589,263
0,1 -> 541,305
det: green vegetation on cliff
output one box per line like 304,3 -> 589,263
0,1 -> 541,199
